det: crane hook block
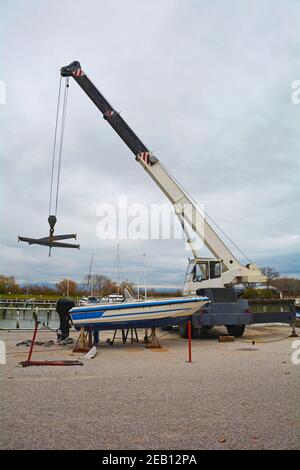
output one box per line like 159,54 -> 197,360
18,215 -> 80,252
48,215 -> 57,236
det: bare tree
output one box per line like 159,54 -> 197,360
272,277 -> 300,296
84,274 -> 115,297
261,267 -> 280,289
56,279 -> 78,297
0,275 -> 19,294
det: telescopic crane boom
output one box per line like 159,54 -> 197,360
61,61 -> 265,291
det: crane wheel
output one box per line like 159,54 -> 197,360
225,325 -> 245,337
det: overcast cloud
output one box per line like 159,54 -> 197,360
1,0 -> 299,287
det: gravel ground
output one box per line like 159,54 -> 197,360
0,324 -> 299,450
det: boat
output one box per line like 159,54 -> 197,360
100,294 -> 125,304
295,298 -> 300,325
69,296 -> 209,331
78,295 -> 99,306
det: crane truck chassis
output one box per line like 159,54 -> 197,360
178,287 -> 295,338
60,61 -> 296,337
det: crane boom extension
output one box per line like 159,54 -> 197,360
61,61 -> 265,287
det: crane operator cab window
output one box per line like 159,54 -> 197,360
209,260 -> 221,279
192,260 -> 222,282
192,262 -> 208,282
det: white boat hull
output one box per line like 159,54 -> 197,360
70,297 -> 209,331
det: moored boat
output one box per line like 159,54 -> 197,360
295,297 -> 300,324
69,296 -> 209,331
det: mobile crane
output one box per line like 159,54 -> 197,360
60,61 -> 295,337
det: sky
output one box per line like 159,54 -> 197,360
0,0 -> 299,288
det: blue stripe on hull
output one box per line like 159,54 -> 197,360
74,315 -> 190,331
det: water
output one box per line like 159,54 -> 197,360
0,309 -> 59,330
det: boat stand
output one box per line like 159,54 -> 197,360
73,327 -> 93,353
145,328 -> 161,349
290,321 -> 299,337
126,328 -> 139,344
107,328 -> 139,346
18,317 -> 83,367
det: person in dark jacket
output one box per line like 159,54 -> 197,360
56,298 -> 75,342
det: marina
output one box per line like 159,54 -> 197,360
0,298 -> 299,329
0,298 -> 296,330
1,1 -> 299,455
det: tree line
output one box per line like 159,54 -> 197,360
0,274 -> 118,297
0,274 -> 181,298
0,267 -> 299,298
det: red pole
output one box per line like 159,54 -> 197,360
27,318 -> 39,364
188,319 -> 192,363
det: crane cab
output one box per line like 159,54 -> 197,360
183,258 -> 224,293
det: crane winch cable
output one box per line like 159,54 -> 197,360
48,76 -> 69,217
18,77 -> 79,253
54,77 -> 69,216
159,160 -> 252,264
48,76 -> 62,216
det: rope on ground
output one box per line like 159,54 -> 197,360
157,331 -> 174,339
236,334 -> 292,344
39,321 -> 58,332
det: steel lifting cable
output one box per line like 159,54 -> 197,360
48,77 -> 62,216
160,160 -> 252,264
202,210 -> 252,264
54,77 -> 69,216
48,76 -> 69,217
18,76 -> 79,254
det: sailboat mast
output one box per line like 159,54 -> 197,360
26,267 -> 29,300
136,273 -> 140,300
117,244 -> 120,296
143,253 -> 147,301
86,251 -> 94,295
